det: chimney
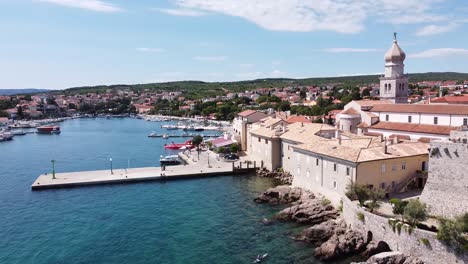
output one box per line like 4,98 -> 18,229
384,137 -> 388,154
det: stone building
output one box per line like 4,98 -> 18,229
420,129 -> 468,218
232,110 -> 268,151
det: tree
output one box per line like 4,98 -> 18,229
390,198 -> 408,222
192,135 -> 203,147
366,188 -> 385,213
230,143 -> 239,153
362,88 -> 371,97
404,199 -> 428,226
16,105 -> 24,119
218,146 -> 226,154
345,183 -> 370,207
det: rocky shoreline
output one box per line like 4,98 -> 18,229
256,168 -> 293,185
254,185 -> 424,263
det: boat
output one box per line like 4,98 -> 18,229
159,155 -> 181,166
253,253 -> 268,263
148,132 -> 159,137
162,134 -> 169,139
164,140 -> 194,150
37,126 -> 61,134
194,127 -> 204,131
10,129 -> 27,136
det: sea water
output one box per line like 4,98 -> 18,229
0,118 -> 359,264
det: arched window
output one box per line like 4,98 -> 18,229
384,84 -> 388,93
388,83 -> 392,91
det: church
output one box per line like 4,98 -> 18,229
336,34 -> 468,141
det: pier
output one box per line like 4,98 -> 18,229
32,151 -> 256,190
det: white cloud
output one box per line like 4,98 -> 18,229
271,61 -> 281,66
239,63 -> 254,68
169,0 -> 448,33
324,48 -> 380,53
38,0 -> 121,12
136,48 -> 165,52
157,8 -> 206,16
193,56 -> 227,61
409,48 -> 468,58
416,23 -> 458,36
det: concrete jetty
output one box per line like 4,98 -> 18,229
32,151 -> 256,190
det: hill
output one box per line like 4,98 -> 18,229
52,71 -> 468,99
0,89 -> 50,96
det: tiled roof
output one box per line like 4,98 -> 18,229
237,110 -> 257,117
286,115 -> 311,124
280,122 -> 334,144
370,121 -> 456,135
431,95 -> 468,104
370,104 -> 468,115
340,108 -> 360,115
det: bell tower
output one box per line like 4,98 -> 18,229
379,33 -> 408,104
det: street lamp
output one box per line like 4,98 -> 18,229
109,157 -> 113,174
51,159 -> 56,179
207,152 -> 211,168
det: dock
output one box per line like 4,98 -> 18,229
31,151 -> 256,190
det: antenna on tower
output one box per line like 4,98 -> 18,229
394,32 -> 398,42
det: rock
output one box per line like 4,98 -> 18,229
254,185 -> 313,205
294,219 -> 340,245
256,168 -> 293,184
261,218 -> 274,226
351,252 -> 424,264
313,227 -> 367,261
362,241 -> 391,258
276,199 -> 337,225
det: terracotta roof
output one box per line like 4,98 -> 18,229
357,122 -> 370,128
340,108 -> 360,115
353,100 -> 392,107
364,132 -> 383,137
286,115 -> 311,124
370,121 -> 457,135
280,122 -> 334,144
388,134 -> 411,140
418,137 -> 439,143
370,104 -> 468,115
237,110 -> 257,117
431,95 -> 468,104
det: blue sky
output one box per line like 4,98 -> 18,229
1,0 -> 467,89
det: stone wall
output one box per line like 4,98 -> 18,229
342,196 -> 467,264
420,133 -> 468,218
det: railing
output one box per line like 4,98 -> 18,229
386,171 -> 426,193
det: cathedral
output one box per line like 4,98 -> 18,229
379,33 -> 408,104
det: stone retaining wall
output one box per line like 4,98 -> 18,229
342,196 -> 467,264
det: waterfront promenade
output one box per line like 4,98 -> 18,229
32,151 -> 255,190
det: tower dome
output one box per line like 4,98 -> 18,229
384,33 -> 406,63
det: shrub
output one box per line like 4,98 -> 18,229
218,146 -> 226,154
357,212 -> 365,223
420,238 -> 431,247
437,213 -> 468,254
346,183 -> 370,207
321,198 -> 331,207
404,199 -> 428,227
366,188 -> 385,213
230,143 -> 239,153
338,200 -> 343,213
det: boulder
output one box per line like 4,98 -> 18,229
254,185 -> 314,205
313,228 -> 367,261
294,219 -> 341,245
351,252 -> 424,264
276,199 -> 337,224
362,241 -> 391,258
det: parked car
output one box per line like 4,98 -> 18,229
224,153 -> 239,161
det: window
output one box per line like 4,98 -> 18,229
381,163 -> 386,173
265,139 -> 268,144
408,116 -> 412,123
434,117 -> 438,125
464,118 -> 467,126
402,161 -> 406,170
258,137 -> 261,142
386,115 -> 389,121
316,158 -> 319,166
381,182 -> 386,189
346,167 -> 350,176
333,181 -> 337,189
391,181 -> 396,189
333,163 -> 337,172
392,164 -> 397,171
388,83 -> 392,91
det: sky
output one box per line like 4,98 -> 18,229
0,0 -> 468,89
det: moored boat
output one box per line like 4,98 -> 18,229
159,155 -> 181,166
164,140 -> 194,150
37,126 -> 61,134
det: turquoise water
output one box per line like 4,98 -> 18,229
0,118 -> 356,264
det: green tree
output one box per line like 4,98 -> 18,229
404,199 -> 428,226
16,105 -> 24,119
437,213 -> 468,253
345,183 -> 370,207
366,188 -> 385,213
390,198 -> 409,222
230,143 -> 239,153
192,135 -> 203,146
0,110 -> 9,117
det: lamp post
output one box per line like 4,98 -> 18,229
109,157 -> 113,174
207,152 -> 211,168
51,159 -> 56,179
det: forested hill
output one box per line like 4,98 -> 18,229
57,71 -> 468,99
0,89 -> 49,95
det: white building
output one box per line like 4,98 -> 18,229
232,110 -> 269,151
